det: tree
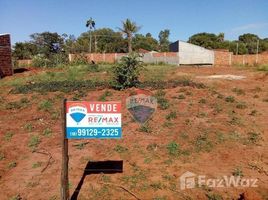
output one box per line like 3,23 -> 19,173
13,42 -> 38,59
30,32 -> 64,58
86,17 -> 96,53
119,19 -> 140,53
158,29 -> 170,52
132,33 -> 158,51
238,33 -> 260,54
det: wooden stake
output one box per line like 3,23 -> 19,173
61,99 -> 69,200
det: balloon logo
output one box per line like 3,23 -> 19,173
69,104 -> 87,124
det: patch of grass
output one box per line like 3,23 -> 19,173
28,135 -> 40,150
0,152 -> 5,161
146,143 -> 159,152
138,123 -> 152,133
225,96 -> 235,103
246,132 -> 262,144
162,121 -> 174,128
232,167 -> 243,177
249,109 -> 257,116
8,161 -> 17,169
257,64 -> 268,71
228,116 -> 241,126
236,102 -> 247,109
166,141 -> 181,157
180,132 -> 189,140
114,145 -> 128,153
5,97 -> 30,110
4,131 -> 14,141
42,128 -> 52,137
144,157 -> 152,164
194,133 -> 213,152
177,94 -> 185,99
38,99 -> 53,111
166,111 -> 177,120
217,94 -> 224,99
150,182 -> 164,191
8,195 -> 21,200
232,87 -> 245,95
206,193 -> 223,200
73,142 -> 89,150
199,98 -> 207,104
98,90 -> 113,101
213,103 -> 223,113
196,112 -> 207,118
24,123 -> 33,132
154,90 -> 170,110
32,161 -> 42,169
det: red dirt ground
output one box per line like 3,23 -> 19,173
0,66 -> 267,200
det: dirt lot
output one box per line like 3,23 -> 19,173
0,66 -> 267,200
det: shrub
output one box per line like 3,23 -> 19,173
225,96 -> 235,103
166,141 -> 180,157
166,111 -> 177,120
113,53 -> 143,90
32,55 -> 51,68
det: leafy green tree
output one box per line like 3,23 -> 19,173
13,42 -> 38,59
132,33 -> 158,51
238,33 -> 259,54
30,32 -> 64,57
119,19 -> 140,53
188,32 -> 222,49
158,29 -> 170,52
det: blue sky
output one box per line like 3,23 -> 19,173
0,0 -> 267,45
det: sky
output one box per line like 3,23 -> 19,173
0,0 -> 268,45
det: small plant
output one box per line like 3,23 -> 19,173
166,111 -> 177,120
206,193 -> 223,200
232,88 -> 245,95
138,123 -> 152,133
0,152 -> 5,161
8,161 -> 17,169
236,102 -> 247,109
177,94 -> 185,99
4,131 -> 14,141
146,143 -> 159,151
28,135 -> 40,150
32,162 -> 42,169
249,109 -> 257,116
98,90 -> 113,101
225,96 -> 235,103
38,99 -> 53,111
114,145 -> 128,153
247,132 -> 262,144
24,123 -> 33,132
150,182 -> 163,191
199,98 -> 207,104
232,167 -> 243,177
113,53 -> 143,90
194,133 -> 213,152
42,128 -> 52,137
166,141 -> 180,157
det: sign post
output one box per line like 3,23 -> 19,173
61,100 -> 122,199
61,99 -> 69,200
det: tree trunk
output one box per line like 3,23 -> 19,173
128,34 -> 132,53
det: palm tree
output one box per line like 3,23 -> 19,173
119,19 -> 140,53
86,17 -> 96,52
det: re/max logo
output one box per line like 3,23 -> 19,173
88,116 -> 119,123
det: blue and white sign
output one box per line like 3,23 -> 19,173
66,101 -> 122,139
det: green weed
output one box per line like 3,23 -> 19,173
166,111 -> 177,120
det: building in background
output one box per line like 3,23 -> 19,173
0,34 -> 13,78
169,40 -> 214,65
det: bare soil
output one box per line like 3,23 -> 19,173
0,66 -> 267,200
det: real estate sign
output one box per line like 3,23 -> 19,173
66,101 -> 121,139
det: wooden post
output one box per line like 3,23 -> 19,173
61,99 -> 69,200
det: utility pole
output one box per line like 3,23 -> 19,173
256,39 -> 259,64
89,32 -> 92,53
236,43 -> 239,55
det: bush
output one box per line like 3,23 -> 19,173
32,55 -> 51,67
70,54 -> 88,65
113,53 -> 143,90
